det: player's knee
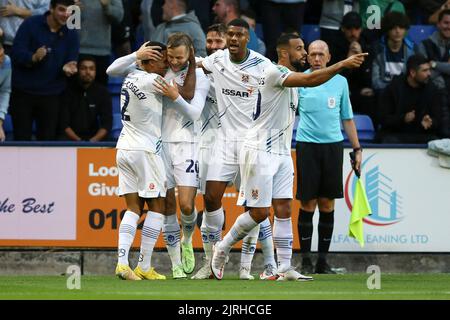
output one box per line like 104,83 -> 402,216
204,192 -> 221,212
275,202 -> 291,218
250,208 -> 269,223
179,203 -> 194,215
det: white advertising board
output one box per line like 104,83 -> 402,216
313,148 -> 450,252
0,148 -> 77,240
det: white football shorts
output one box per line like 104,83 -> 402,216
162,142 -> 199,190
116,149 -> 167,198
237,147 -> 294,208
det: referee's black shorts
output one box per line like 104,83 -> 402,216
295,141 -> 344,202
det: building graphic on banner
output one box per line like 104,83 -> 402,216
345,154 -> 404,226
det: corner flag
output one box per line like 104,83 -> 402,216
348,178 -> 372,247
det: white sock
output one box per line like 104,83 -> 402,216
181,209 -> 197,245
117,210 -> 140,266
200,213 -> 213,261
221,211 -> 258,253
137,211 -> 164,272
204,207 -> 224,244
162,213 -> 182,267
240,224 -> 260,269
273,217 -> 293,273
259,217 -> 277,268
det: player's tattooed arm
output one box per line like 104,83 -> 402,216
177,46 -> 196,101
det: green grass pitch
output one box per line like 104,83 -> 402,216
0,274 -> 449,300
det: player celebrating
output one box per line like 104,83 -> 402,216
158,33 -> 210,279
108,41 -> 198,280
196,19 -> 274,274
110,42 -> 170,281
210,33 -> 367,280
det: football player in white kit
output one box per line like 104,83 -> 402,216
192,23 -> 277,281
196,19 -> 280,280
210,34 -> 368,280
157,33 -> 210,279
108,41 -> 199,280
111,41 -> 170,281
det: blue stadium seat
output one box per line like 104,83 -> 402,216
111,113 -> 123,140
301,24 -> 321,45
112,94 -> 121,114
408,25 -> 436,45
108,76 -> 123,95
342,114 -> 375,142
3,114 -> 14,141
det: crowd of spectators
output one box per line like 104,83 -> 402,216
0,0 -> 450,143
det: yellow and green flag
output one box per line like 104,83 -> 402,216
349,178 -> 372,247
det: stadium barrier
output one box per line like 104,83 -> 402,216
1,143 -> 449,252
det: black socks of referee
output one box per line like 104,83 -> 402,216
298,209 -> 314,258
318,210 -> 334,262
298,209 -> 335,263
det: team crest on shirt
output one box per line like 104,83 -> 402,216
328,97 -> 336,109
241,74 -> 250,83
149,183 -> 155,190
251,189 -> 259,200
180,72 -> 186,82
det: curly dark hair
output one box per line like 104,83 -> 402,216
381,11 -> 410,35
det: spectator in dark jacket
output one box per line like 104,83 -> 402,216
10,0 -> 79,141
372,11 -> 414,92
60,56 -> 112,142
378,54 -> 443,143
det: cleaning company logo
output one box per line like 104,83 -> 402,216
344,154 -> 404,226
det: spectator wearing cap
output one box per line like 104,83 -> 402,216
328,11 -> 375,120
378,54 -> 444,143
0,0 -> 50,55
9,0 -> 79,141
59,56 -> 112,142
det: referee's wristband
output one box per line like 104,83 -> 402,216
353,147 -> 363,153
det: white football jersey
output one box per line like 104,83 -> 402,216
244,63 -> 298,155
116,69 -> 163,154
162,65 -> 209,143
199,74 -> 220,146
202,49 -> 272,142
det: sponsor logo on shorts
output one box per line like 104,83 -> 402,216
251,189 -> 259,200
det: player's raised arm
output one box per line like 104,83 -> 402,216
176,46 -> 197,100
282,53 -> 368,88
106,42 -> 163,77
